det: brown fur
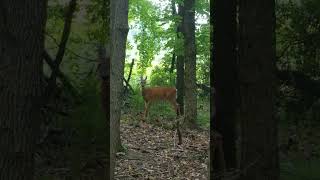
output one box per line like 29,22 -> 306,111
141,86 -> 180,118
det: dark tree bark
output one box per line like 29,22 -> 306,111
212,0 -> 238,171
176,58 -> 184,114
212,132 -> 226,180
210,0 -> 214,176
97,43 -> 110,179
170,52 -> 176,74
170,1 -> 176,75
110,0 -> 129,179
99,0 -> 110,178
183,0 -> 197,128
0,0 -> 47,179
176,3 -> 185,115
238,0 -> 279,179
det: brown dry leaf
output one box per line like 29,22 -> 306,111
115,119 -> 209,180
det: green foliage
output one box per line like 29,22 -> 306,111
126,0 -> 210,86
127,87 -> 145,113
276,2 -> 320,177
196,23 -> 210,85
195,0 -> 210,17
86,0 -> 110,43
47,2 -> 64,21
148,102 -> 177,120
129,0 -> 164,74
197,97 -> 210,128
149,70 -> 174,86
69,75 -> 106,143
128,90 -> 178,122
276,0 -> 320,116
126,79 -> 176,121
123,0 -> 210,127
276,0 -> 320,125
276,0 -> 320,76
126,87 -> 210,128
280,159 -> 320,180
66,75 -> 106,176
279,118 -> 320,180
45,0 -> 98,83
149,54 -> 176,86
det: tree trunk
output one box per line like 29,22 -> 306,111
212,133 -> 226,180
176,55 -> 185,115
176,3 -> 185,115
110,0 -> 129,179
170,52 -> 176,75
97,43 -> 110,178
0,0 -> 47,179
170,1 -> 176,76
183,0 -> 197,128
209,0 -> 214,177
213,0 -> 238,170
238,0 -> 279,179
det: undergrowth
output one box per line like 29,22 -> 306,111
124,87 -> 210,129
60,75 -> 107,178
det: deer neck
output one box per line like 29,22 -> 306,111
141,85 -> 146,96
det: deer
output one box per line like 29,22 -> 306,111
140,76 -> 180,119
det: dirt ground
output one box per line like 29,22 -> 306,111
115,120 -> 210,180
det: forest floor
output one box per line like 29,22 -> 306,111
33,114 -> 320,180
35,125 -> 107,180
278,121 -> 320,180
115,115 -> 210,180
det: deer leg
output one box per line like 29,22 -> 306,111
144,101 -> 148,119
144,101 -> 151,118
145,102 -> 151,118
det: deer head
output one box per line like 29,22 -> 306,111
140,75 -> 147,89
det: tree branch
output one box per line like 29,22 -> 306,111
43,51 -> 80,99
45,0 -> 78,99
126,58 -> 135,84
45,32 -> 96,62
123,78 -> 134,93
276,69 -> 320,110
196,83 -> 210,93
54,0 -> 77,67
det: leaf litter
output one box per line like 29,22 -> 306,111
115,117 -> 209,180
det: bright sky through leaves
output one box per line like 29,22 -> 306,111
126,0 -> 209,76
